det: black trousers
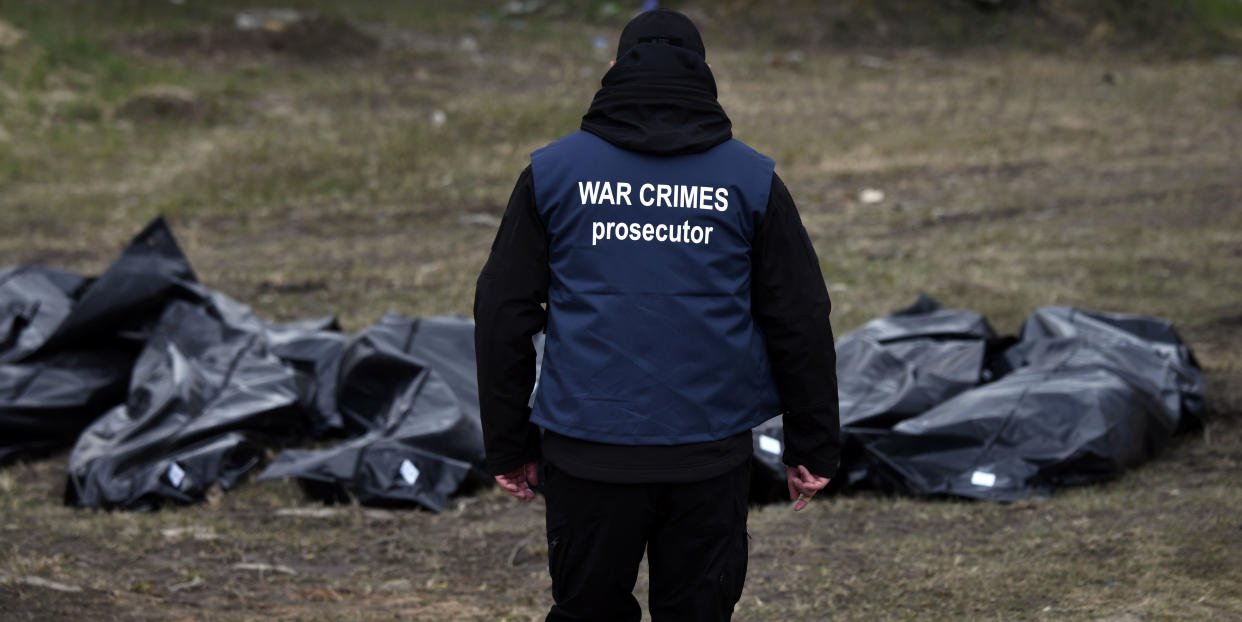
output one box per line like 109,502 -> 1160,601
541,459 -> 751,622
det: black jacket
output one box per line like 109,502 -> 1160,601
474,43 -> 839,483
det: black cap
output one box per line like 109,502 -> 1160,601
616,9 -> 706,61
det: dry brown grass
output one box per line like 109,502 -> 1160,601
2,2 -> 1241,620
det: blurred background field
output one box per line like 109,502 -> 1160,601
1,1 -> 1241,620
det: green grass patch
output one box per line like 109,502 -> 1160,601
1,5 -> 1241,619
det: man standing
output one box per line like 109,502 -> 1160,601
474,9 -> 839,621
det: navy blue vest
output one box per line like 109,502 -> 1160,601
529,130 -> 781,445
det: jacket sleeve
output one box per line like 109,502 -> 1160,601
474,165 -> 548,476
751,172 -> 841,479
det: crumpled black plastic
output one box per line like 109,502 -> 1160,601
6,216 -> 487,511
0,217 -> 341,508
837,293 -> 1002,429
854,306 -> 1204,501
1,219 -> 199,465
751,296 -> 1204,503
5,216 -> 1208,509
258,314 -> 488,512
0,348 -> 134,465
64,299 -> 313,509
0,265 -> 86,363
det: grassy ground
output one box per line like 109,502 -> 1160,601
2,1 -> 1242,620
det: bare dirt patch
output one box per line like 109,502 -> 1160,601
127,14 -> 378,63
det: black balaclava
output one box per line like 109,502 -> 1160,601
583,8 -> 730,155
616,8 -> 706,61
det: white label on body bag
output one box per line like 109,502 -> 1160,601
758,435 -> 782,455
970,470 -> 997,487
167,462 -> 187,489
399,459 -> 420,486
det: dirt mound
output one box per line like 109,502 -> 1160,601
115,85 -> 202,121
132,13 -> 378,62
711,0 -> 1242,57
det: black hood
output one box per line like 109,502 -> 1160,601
580,43 -> 732,156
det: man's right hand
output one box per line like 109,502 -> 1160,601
495,461 -> 539,502
787,465 -> 830,512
